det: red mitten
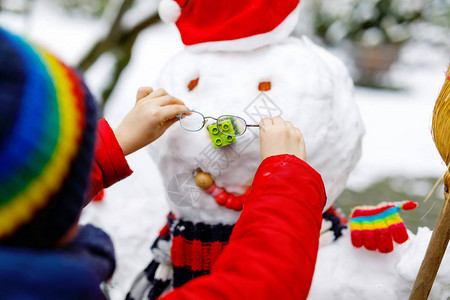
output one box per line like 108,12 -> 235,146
350,201 -> 417,253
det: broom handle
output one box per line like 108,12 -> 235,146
409,192 -> 450,299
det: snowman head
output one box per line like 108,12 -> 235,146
151,38 -> 364,219
158,0 -> 301,52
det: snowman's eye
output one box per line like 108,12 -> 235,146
188,78 -> 199,91
258,81 -> 271,91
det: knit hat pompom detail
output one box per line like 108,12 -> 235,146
0,28 -> 97,247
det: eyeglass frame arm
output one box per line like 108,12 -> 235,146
176,111 -> 260,133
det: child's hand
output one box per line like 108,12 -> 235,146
114,87 -> 189,155
259,116 -> 306,161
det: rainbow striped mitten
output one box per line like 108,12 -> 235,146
349,201 -> 418,253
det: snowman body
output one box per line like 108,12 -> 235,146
150,36 -> 364,226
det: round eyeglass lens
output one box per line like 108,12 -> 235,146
217,115 -> 247,136
179,111 -> 205,131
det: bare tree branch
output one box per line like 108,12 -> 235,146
77,0 -> 135,71
109,0 -> 134,39
98,11 -> 160,108
75,0 -> 161,109
124,10 -> 160,39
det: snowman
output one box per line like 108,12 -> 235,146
150,0 -> 363,235
126,1 -> 450,299
126,0 -> 363,298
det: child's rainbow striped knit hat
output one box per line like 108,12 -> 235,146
0,28 -> 97,248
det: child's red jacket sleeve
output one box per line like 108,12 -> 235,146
161,154 -> 327,300
85,119 -> 133,203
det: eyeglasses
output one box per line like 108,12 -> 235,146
176,110 -> 259,137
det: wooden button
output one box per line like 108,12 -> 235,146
195,171 -> 214,189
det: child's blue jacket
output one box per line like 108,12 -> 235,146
0,224 -> 114,299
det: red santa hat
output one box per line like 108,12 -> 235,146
159,0 -> 301,51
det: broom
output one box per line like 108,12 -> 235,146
409,65 -> 450,299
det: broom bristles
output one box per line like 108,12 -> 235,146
431,64 -> 450,167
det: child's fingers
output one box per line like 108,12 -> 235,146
260,117 -> 273,126
148,88 -> 169,98
160,104 -> 190,120
272,116 -> 285,126
295,128 -> 304,139
259,117 -> 273,132
151,95 -> 186,107
160,116 -> 181,132
136,86 -> 154,102
286,121 -> 298,135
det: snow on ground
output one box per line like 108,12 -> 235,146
309,227 -> 450,300
1,2 -> 449,299
347,50 -> 448,190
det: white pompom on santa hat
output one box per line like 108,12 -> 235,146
158,0 -> 302,52
158,0 -> 183,23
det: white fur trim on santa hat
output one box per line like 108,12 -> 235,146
186,4 -> 301,52
159,0 -> 181,23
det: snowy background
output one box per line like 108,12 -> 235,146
1,1 -> 449,298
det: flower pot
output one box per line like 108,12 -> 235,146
352,43 -> 402,88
